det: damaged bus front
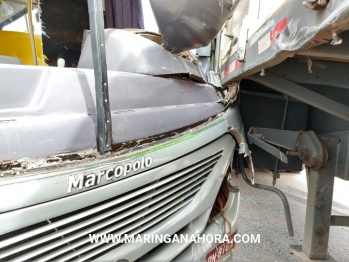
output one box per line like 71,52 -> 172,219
0,0 -> 248,261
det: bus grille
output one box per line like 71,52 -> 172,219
0,151 -> 222,261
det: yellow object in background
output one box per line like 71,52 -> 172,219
0,30 -> 44,65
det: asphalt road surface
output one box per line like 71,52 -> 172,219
232,169 -> 349,262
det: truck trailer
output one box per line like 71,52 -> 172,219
0,0 -> 348,261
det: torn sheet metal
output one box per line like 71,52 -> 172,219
221,84 -> 251,161
172,186 -> 239,262
78,29 -> 207,82
207,71 -> 222,88
221,0 -> 349,84
224,103 -> 254,181
149,0 -> 236,53
123,29 -> 164,45
0,108 -> 237,213
225,106 -> 250,158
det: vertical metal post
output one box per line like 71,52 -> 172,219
214,30 -> 222,73
274,95 -> 289,171
27,0 -> 38,65
302,139 -> 337,259
87,0 -> 112,154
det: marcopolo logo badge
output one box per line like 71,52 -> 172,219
68,156 -> 153,193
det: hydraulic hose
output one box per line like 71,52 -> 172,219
238,154 -> 294,237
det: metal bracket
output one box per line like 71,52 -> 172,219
330,216 -> 349,227
247,127 -> 299,163
247,127 -> 329,170
297,131 -> 328,171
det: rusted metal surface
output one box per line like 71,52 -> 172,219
305,0 -> 329,10
0,150 -> 99,178
296,132 -> 329,171
258,135 -> 265,140
286,151 -> 302,157
314,185 -> 332,209
210,177 -> 230,218
301,137 -> 340,260
226,83 -> 239,103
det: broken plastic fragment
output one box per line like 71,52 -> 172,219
1,1 -> 14,18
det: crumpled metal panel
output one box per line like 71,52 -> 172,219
207,71 -> 222,88
0,65 -> 221,162
78,29 -> 207,82
149,0 -> 234,53
106,73 -> 218,111
0,108 -> 238,215
112,103 -> 224,144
